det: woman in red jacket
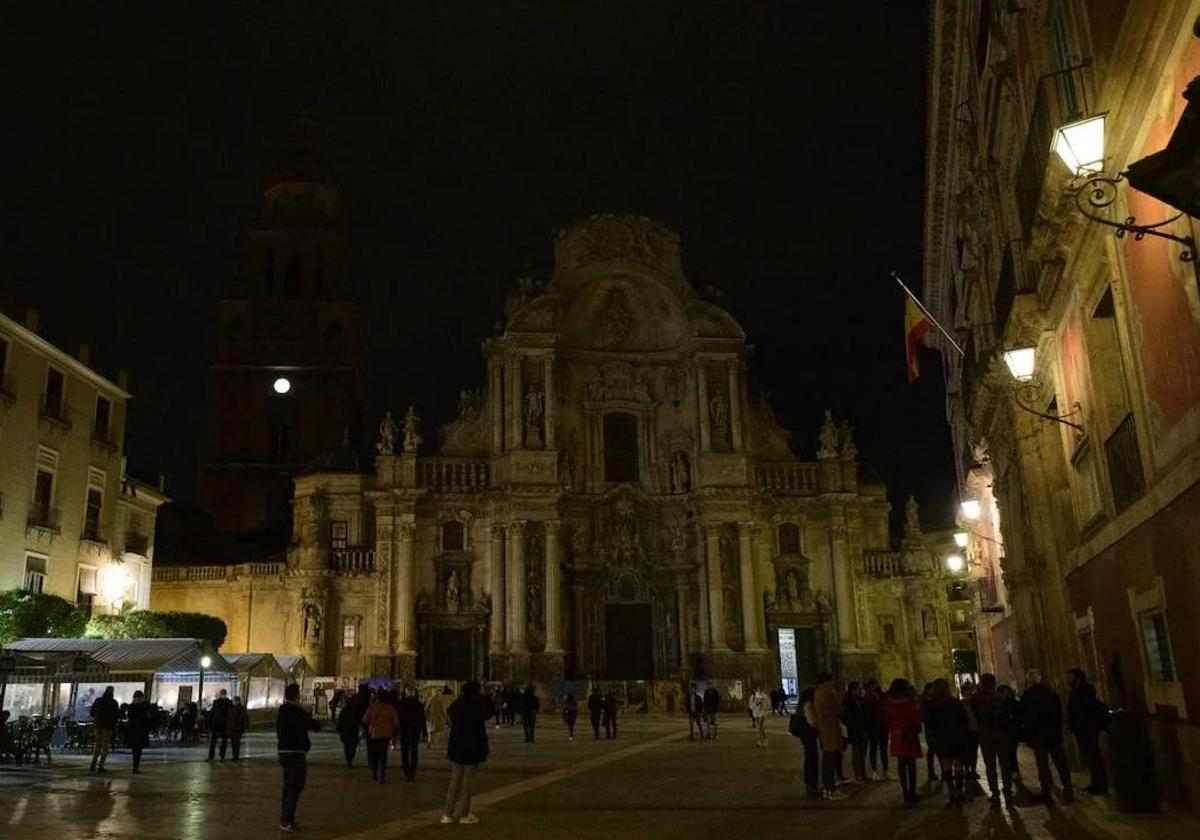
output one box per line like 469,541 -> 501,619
884,678 -> 923,804
362,692 -> 401,783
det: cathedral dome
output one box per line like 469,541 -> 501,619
262,149 -> 342,225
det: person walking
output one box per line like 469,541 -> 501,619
1021,669 -> 1074,804
842,681 -> 869,781
89,686 -> 120,773
276,682 -> 321,832
206,689 -> 233,761
362,691 -> 400,783
884,678 -> 923,804
749,686 -> 770,747
814,672 -> 846,801
796,687 -> 821,796
337,684 -> 369,767
1066,668 -> 1108,795
398,683 -> 427,781
923,678 -> 970,802
521,685 -> 540,744
587,687 -> 603,740
227,695 -> 250,761
562,693 -> 578,740
971,673 -> 1017,805
602,691 -> 618,739
426,685 -> 454,749
863,679 -> 889,780
702,685 -> 721,740
126,690 -> 153,773
686,685 -> 705,741
440,681 -> 494,826
961,679 -> 981,780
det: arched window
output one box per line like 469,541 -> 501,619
778,523 -> 800,555
284,256 -> 304,298
603,413 -> 639,482
442,520 -> 465,552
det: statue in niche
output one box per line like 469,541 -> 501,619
838,419 -> 857,460
905,496 -> 922,536
669,451 -> 691,494
786,570 -> 801,605
596,287 -> 633,348
402,406 -> 422,453
303,602 -> 322,641
814,588 -> 832,613
446,571 -> 461,613
817,409 -> 839,459
612,505 -> 638,557
663,366 -> 687,402
523,389 -> 545,447
664,608 -> 677,659
377,411 -> 397,455
710,394 -> 729,443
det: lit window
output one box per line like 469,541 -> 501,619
24,556 -> 46,593
342,618 -> 357,649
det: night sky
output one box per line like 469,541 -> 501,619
3,3 -> 956,531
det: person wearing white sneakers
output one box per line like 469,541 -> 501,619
749,687 -> 770,747
440,681 -> 493,826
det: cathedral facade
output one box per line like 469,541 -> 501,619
155,212 -> 953,691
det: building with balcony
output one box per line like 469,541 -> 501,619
925,0 -> 1200,805
0,309 -> 168,614
153,214 -> 954,691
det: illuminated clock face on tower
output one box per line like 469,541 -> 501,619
273,377 -> 292,395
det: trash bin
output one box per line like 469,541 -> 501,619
1107,710 -> 1160,812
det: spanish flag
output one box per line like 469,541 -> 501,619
905,297 -> 934,383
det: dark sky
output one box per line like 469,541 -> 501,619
3,3 -> 956,529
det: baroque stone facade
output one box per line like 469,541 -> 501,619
155,214 -> 952,689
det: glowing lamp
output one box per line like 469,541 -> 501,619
1003,347 -> 1037,382
273,377 -> 292,395
1053,114 -> 1106,176
946,554 -> 965,573
200,656 -> 212,669
960,500 -> 982,521
98,565 -> 133,604
954,531 -> 969,548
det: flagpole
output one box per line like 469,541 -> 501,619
892,271 -> 965,357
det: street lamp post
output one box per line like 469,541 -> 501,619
198,654 -> 212,710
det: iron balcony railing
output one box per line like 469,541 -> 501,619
1105,413 -> 1146,514
27,505 -> 61,533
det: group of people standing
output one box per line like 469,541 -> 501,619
789,668 -> 1109,808
685,684 -> 724,741
333,682 -> 430,784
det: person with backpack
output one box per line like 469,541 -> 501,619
884,678 -> 923,804
1066,668 -> 1108,795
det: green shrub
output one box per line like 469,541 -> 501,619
0,590 -> 87,646
84,610 -> 227,648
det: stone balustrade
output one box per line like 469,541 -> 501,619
417,458 -> 491,492
862,550 -> 904,578
753,462 -> 819,494
330,548 -> 375,573
152,562 -> 281,582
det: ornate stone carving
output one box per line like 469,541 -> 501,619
595,287 -> 633,348
446,570 -> 461,613
817,409 -> 838,460
669,451 -> 691,494
458,389 -> 482,419
584,362 -> 654,403
403,406 -> 422,453
663,365 -> 688,402
303,601 -> 322,641
377,410 -> 397,455
838,419 -> 857,460
523,389 -> 545,448
555,214 -> 682,280
709,394 -> 729,444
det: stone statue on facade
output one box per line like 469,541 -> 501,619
595,287 -> 633,347
786,570 -> 801,605
303,602 -> 322,641
710,394 -> 729,443
559,449 -> 575,488
457,388 -> 482,419
446,571 -> 461,613
523,389 -> 545,447
669,451 -> 691,494
817,410 -> 839,459
838,419 -> 857,460
377,410 -> 397,455
402,405 -> 422,453
905,495 -> 922,537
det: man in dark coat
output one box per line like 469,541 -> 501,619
862,679 -> 889,780
702,685 -> 721,740
207,689 -> 234,761
1066,668 -> 1108,795
521,685 -> 540,744
89,686 -> 120,773
125,690 -> 153,773
602,692 -> 618,739
1020,670 -> 1073,803
440,681 -> 494,825
587,688 -> 603,740
398,683 -> 427,781
972,673 -> 1017,804
337,683 -> 370,767
276,682 -> 321,831
686,685 -> 706,741
842,681 -> 870,782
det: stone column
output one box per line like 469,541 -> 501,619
738,522 -> 762,650
507,521 -> 527,652
508,358 -> 523,450
705,524 -> 727,650
830,522 -> 855,648
490,362 -> 504,452
489,525 -> 506,653
391,524 -> 416,654
728,363 -> 744,452
675,574 -> 691,663
544,521 -> 562,652
543,356 -> 556,449
697,364 -> 712,452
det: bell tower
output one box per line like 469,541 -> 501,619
202,122 -> 362,546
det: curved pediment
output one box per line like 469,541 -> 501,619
558,275 -> 692,352
685,299 -> 746,340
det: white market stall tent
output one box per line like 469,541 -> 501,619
223,653 -> 288,710
4,638 -> 236,716
275,655 -> 311,691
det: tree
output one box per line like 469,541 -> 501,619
85,610 -> 227,648
0,590 -> 87,646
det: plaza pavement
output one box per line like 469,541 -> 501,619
1,713 -> 1196,839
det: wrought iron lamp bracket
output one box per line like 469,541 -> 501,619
1014,380 -> 1084,432
1068,172 -> 1195,262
